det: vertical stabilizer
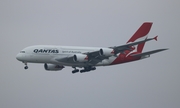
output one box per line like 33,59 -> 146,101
127,22 -> 153,53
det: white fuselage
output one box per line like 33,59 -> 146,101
16,45 -> 117,67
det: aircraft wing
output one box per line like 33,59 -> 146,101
110,36 -> 158,54
84,50 -> 109,65
56,50 -> 109,65
56,36 -> 158,65
130,48 -> 168,57
86,36 -> 158,64
55,55 -> 75,63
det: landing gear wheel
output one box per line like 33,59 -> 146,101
23,62 -> 28,70
72,67 -> 80,74
24,66 -> 28,69
80,69 -> 86,73
72,69 -> 79,74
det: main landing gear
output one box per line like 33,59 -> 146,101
23,62 -> 28,70
72,67 -> 79,74
80,67 -> 96,73
72,66 -> 96,74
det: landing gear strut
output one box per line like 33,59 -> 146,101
24,62 -> 28,70
72,67 -> 79,74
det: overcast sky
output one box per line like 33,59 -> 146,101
0,0 -> 179,108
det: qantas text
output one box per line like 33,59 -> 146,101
34,49 -> 59,53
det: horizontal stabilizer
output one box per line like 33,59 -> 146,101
131,48 -> 168,57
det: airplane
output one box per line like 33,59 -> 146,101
16,22 -> 168,73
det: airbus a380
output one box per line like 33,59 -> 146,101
16,22 -> 167,73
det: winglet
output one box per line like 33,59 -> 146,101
154,36 -> 158,41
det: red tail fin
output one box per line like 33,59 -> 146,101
127,22 -> 153,53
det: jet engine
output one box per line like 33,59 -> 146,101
99,48 -> 114,56
73,54 -> 88,62
44,63 -> 64,71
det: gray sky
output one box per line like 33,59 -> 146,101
0,0 -> 179,108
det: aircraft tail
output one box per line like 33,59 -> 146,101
127,22 -> 153,53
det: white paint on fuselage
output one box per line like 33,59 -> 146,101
16,45 -> 117,67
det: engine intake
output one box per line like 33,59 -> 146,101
44,63 -> 64,71
73,54 -> 88,62
99,48 -> 114,56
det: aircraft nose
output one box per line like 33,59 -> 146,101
16,53 -> 22,61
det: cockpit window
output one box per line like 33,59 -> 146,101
20,51 -> 25,53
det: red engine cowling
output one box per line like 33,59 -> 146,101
73,54 -> 88,62
44,63 -> 64,71
99,48 -> 114,56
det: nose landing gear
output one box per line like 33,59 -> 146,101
24,66 -> 28,69
23,62 -> 28,70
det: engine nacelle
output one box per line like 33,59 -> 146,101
73,54 -> 88,62
99,48 -> 114,56
44,63 -> 64,71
